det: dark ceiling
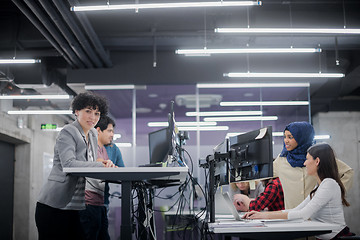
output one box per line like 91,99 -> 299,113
1,0 -> 360,119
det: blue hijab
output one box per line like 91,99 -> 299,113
280,121 -> 315,168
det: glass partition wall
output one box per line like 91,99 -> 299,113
92,83 -> 310,172
196,84 -> 310,160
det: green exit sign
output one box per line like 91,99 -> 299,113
41,124 -> 57,130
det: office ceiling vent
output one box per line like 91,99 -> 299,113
175,94 -> 222,108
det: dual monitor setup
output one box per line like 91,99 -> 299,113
147,102 -> 274,223
206,126 -> 273,222
147,101 -> 188,167
211,126 -> 273,184
147,102 -> 274,180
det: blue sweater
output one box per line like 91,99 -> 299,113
104,143 -> 125,204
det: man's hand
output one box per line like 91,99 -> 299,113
233,194 -> 251,211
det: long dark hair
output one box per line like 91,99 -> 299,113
308,143 -> 349,206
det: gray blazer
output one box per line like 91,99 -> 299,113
38,120 -> 103,209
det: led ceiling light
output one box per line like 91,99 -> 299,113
0,95 -> 70,100
178,126 -> 229,131
186,110 -> 262,116
148,121 -> 216,127
197,83 -> 310,88
272,132 -> 285,137
71,1 -> 262,12
41,127 -> 63,132
0,59 -> 41,64
115,143 -> 133,148
176,48 -> 321,55
8,110 -> 73,115
220,101 -> 309,106
204,116 -> 278,122
85,85 -> 135,90
224,72 -> 345,78
227,131 -> 330,139
215,28 -> 360,34
113,134 -> 121,141
272,132 -> 330,139
314,135 -> 331,140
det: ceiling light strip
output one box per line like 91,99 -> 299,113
115,143 -> 133,147
113,134 -> 122,140
71,1 -> 261,11
178,126 -> 229,131
0,59 -> 41,64
41,127 -> 64,132
220,101 -> 309,106
314,135 -> 331,140
204,116 -> 278,122
224,72 -> 344,78
7,110 -> 73,115
85,85 -> 135,90
227,132 -> 330,139
0,95 -> 70,100
274,132 -> 330,139
215,28 -> 360,34
148,121 -> 217,127
176,48 -> 321,55
186,110 -> 262,116
197,83 -> 310,88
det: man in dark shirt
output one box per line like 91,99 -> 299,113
80,115 -> 116,240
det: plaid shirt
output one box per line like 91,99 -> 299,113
249,177 -> 285,211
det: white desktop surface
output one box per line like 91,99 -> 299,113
63,166 -> 188,182
209,219 -> 337,234
63,166 -> 187,173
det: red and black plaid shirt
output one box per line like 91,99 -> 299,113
249,177 -> 285,211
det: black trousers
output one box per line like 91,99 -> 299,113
79,204 -> 110,240
35,202 -> 85,240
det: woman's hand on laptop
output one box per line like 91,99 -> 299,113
243,210 -> 266,219
243,210 -> 288,220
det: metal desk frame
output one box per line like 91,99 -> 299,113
64,167 -> 188,239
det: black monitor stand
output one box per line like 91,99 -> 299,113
203,152 -> 231,223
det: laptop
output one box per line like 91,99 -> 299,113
222,192 -> 302,223
222,192 -> 247,221
214,191 -> 232,215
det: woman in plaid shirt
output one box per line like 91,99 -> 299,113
233,177 -> 284,212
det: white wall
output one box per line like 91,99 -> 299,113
313,111 -> 360,235
0,112 -> 67,240
27,115 -> 65,240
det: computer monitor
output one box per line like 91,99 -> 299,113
148,101 -> 180,165
228,126 -> 273,182
148,127 -> 170,164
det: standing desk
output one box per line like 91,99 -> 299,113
63,167 -> 188,239
208,219 -> 337,240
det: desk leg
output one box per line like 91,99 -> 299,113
149,188 -> 156,240
121,181 -> 132,239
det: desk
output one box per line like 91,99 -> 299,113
63,167 -> 188,239
209,220 -> 337,240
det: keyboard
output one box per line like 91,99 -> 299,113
138,163 -> 164,167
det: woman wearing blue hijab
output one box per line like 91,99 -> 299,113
273,121 -> 353,209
